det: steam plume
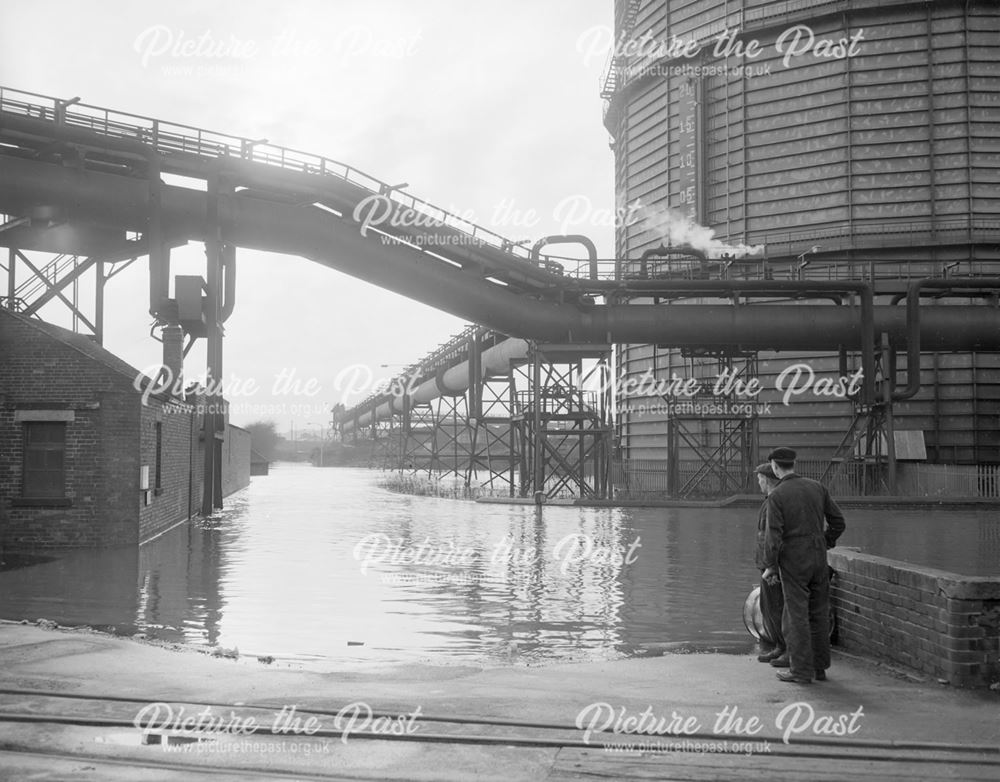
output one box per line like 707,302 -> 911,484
637,205 -> 764,259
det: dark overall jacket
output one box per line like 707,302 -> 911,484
762,474 -> 845,571
763,473 -> 846,677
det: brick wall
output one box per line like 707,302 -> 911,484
830,548 -> 1000,688
0,313 -> 141,548
1,312 -> 253,550
138,415 -> 249,543
138,398 -> 198,543
97,390 -> 140,546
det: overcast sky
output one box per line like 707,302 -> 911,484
1,0 -> 614,434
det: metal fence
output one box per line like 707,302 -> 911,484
610,459 -> 671,497
610,459 -> 762,499
610,459 -> 1000,499
381,460 -> 1000,501
897,463 -> 1000,499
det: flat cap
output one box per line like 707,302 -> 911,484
767,447 -> 797,462
754,463 -> 777,479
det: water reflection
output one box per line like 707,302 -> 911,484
137,509 -> 229,647
0,546 -> 140,631
0,463 -> 996,667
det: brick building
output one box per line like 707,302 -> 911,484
0,308 -> 250,550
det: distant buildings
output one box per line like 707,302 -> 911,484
250,449 -> 270,476
0,308 -> 250,550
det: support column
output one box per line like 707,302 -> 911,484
532,346 -> 544,496
147,157 -> 170,318
468,331 -> 482,420
667,419 -> 678,496
94,259 -> 105,345
882,333 -> 897,494
202,168 -> 228,515
7,247 -> 15,307
512,358 -> 527,497
400,392 -> 411,472
592,358 -> 607,497
464,332 -> 482,488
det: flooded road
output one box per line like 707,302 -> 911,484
0,463 -> 997,667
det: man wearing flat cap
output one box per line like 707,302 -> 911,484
761,446 -> 846,684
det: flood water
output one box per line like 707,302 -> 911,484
0,463 -> 997,668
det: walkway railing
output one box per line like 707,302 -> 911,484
0,86 -> 575,274
7,86 -> 997,287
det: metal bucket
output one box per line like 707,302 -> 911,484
742,579 -> 838,643
742,585 -> 768,642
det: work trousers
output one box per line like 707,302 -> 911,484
778,537 -> 831,680
759,575 -> 785,652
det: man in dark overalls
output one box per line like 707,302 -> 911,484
761,447 -> 846,683
754,463 -> 785,664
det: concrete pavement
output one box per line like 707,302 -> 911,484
0,622 -> 997,780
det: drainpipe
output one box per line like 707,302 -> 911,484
161,323 -> 184,396
221,244 -> 236,322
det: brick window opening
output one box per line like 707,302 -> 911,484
23,421 -> 66,498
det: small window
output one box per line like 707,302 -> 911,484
23,422 -> 66,498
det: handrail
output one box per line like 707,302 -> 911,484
5,87 -> 998,287
15,254 -> 76,299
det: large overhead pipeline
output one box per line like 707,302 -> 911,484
635,244 -> 706,279
3,156 -> 1000,353
346,338 -> 528,430
892,278 -> 1000,402
531,235 -> 598,279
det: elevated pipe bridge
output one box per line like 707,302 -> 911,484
2,87 -> 999,499
2,87 -> 998,351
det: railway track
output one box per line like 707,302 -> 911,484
0,686 -> 997,778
